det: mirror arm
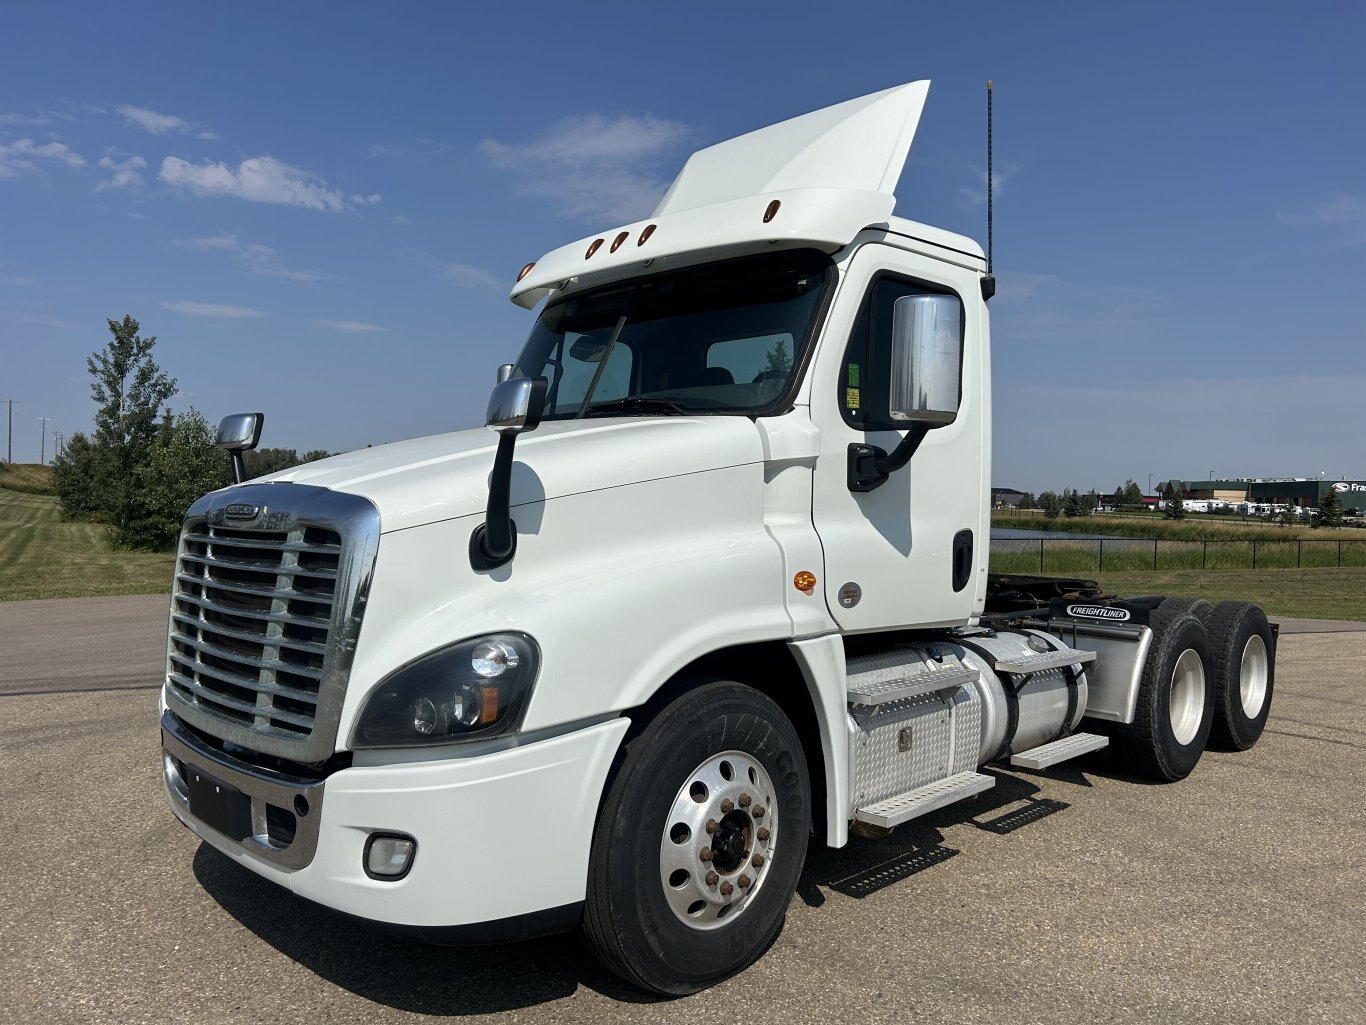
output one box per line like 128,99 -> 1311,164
469,431 -> 519,571
847,423 -> 931,493
230,450 -> 247,485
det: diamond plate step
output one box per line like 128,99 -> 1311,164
847,665 -> 979,707
1010,732 -> 1109,770
852,771 -> 995,829
993,647 -> 1096,675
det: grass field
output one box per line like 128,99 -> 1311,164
0,489 -> 174,601
0,462 -> 56,495
1091,568 -> 1366,622
993,510 -> 1364,541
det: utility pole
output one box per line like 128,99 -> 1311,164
54,432 -> 64,459
3,398 -> 15,464
37,417 -> 50,464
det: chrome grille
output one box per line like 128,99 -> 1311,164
164,483 -> 380,764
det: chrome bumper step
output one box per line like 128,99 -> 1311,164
1009,732 -> 1109,770
852,771 -> 995,829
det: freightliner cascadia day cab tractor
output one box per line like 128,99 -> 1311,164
160,82 -> 1277,994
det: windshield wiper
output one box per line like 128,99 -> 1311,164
584,396 -> 687,417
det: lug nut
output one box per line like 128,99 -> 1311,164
719,881 -> 734,897
705,871 -> 719,886
738,874 -> 752,888
739,792 -> 752,807
705,819 -> 719,835
751,853 -> 765,867
720,799 -> 735,813
757,826 -> 770,841
752,804 -> 765,819
699,847 -> 714,862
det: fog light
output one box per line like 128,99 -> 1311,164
365,834 -> 416,879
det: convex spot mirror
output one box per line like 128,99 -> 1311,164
485,377 -> 549,435
889,294 -> 962,425
215,412 -> 264,451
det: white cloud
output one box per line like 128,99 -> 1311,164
478,113 -> 691,224
162,301 -> 267,319
350,192 -> 382,205
159,155 -> 351,212
0,138 -> 85,178
174,234 -> 322,282
95,153 -> 147,191
387,214 -> 413,226
1277,194 -> 1366,243
197,130 -> 218,141
117,104 -> 192,135
0,112 -> 52,126
956,161 -> 1018,211
443,262 -> 503,290
313,319 -> 386,333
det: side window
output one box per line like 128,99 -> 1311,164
839,274 -> 962,430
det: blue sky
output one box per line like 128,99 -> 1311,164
2,1 -> 1363,491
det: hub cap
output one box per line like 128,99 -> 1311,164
1239,633 -> 1269,718
1169,647 -> 1206,746
658,751 -> 778,931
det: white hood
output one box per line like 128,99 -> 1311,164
254,416 -> 765,533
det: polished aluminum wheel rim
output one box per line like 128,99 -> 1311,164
1240,634 -> 1269,718
658,750 -> 778,931
1169,648 -> 1205,746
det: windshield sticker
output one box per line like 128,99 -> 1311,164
846,387 -> 860,409
847,364 -> 860,387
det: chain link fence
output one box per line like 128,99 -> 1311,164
990,537 -> 1366,574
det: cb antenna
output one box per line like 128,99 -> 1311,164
981,80 -> 996,301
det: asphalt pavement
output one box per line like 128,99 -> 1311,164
1,596 -> 1363,1024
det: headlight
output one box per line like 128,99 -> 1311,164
351,633 -> 540,748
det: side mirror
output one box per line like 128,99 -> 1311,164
496,363 -> 515,384
889,294 -> 961,425
472,377 -> 548,571
215,412 -> 264,484
486,377 -> 548,435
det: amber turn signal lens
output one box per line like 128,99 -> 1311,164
585,238 -> 604,259
481,686 -> 500,723
517,261 -> 536,282
794,571 -> 816,595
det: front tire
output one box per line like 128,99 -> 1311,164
581,681 -> 811,995
1112,604 -> 1214,781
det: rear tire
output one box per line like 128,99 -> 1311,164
1201,601 -> 1275,750
581,681 -> 810,995
1111,604 -> 1214,781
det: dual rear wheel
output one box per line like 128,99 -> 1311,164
1111,598 -> 1275,781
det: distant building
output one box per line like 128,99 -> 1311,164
1158,478 -> 1366,514
991,487 -> 1026,509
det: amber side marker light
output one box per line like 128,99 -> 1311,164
517,262 -> 536,282
637,223 -> 657,246
763,199 -> 781,223
794,571 -> 816,595
585,238 -> 605,259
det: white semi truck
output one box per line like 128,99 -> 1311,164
160,82 -> 1276,994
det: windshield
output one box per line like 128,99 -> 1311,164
513,249 -> 834,419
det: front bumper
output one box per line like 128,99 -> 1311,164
162,710 -> 631,932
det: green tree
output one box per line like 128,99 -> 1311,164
1164,483 -> 1187,520
1278,501 -> 1298,527
1063,488 -> 1093,518
1316,486 -> 1344,528
115,409 -> 233,549
1118,480 -> 1143,510
82,315 -> 177,528
1018,491 -> 1036,511
1039,490 -> 1062,519
245,447 -> 302,478
301,449 -> 332,463
763,338 -> 792,376
50,432 -> 109,521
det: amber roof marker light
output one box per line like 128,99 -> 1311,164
763,200 -> 781,223
637,223 -> 657,246
610,231 -> 630,253
516,262 -> 536,282
585,238 -> 605,259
